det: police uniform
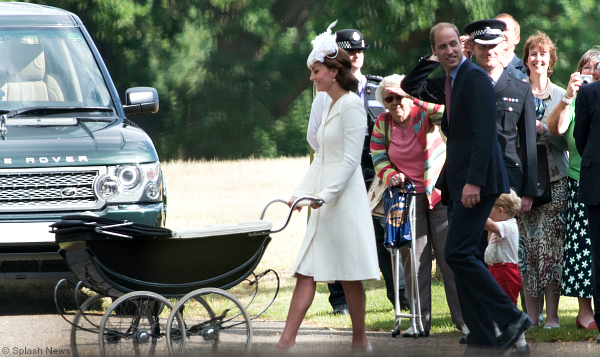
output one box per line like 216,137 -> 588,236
360,74 -> 385,185
492,65 -> 538,198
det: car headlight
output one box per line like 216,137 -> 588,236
145,183 -> 160,200
116,164 -> 143,193
95,162 -> 163,203
96,175 -> 119,200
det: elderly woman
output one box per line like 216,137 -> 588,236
276,23 -> 379,352
519,31 -> 568,329
547,48 -> 600,330
369,74 -> 464,337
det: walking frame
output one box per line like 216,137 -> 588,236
390,182 -> 425,338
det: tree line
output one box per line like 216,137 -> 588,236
25,0 -> 600,160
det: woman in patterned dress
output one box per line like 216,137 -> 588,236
518,32 -> 568,328
547,48 -> 600,330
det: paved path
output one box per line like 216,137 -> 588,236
0,315 -> 599,356
0,286 -> 597,356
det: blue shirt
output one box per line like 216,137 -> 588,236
448,56 -> 468,88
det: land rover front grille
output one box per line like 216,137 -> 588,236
0,171 -> 99,209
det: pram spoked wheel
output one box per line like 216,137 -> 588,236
98,291 -> 184,356
166,288 -> 253,354
71,294 -> 111,357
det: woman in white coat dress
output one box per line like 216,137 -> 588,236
276,23 -> 379,352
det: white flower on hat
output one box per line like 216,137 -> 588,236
307,20 -> 338,68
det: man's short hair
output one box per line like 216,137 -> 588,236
496,13 -> 520,37
430,23 -> 460,48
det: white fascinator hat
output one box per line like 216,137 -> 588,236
307,20 -> 339,68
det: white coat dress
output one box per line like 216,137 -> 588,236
292,92 -> 380,282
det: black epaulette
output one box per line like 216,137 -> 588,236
365,74 -> 383,83
504,65 -> 527,82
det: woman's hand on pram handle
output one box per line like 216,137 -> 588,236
287,196 -> 325,211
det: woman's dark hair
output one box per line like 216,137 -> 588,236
322,48 -> 359,92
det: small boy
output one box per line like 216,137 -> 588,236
484,189 -> 529,354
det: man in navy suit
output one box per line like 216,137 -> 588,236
574,80 -> 600,343
401,22 -> 531,351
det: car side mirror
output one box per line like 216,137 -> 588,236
123,87 -> 159,115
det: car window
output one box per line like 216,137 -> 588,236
0,28 -> 114,116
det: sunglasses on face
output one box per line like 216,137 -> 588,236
383,94 -> 406,103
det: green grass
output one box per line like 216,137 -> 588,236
234,271 -> 598,343
156,159 -> 597,344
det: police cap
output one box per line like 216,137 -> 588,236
464,19 -> 506,45
336,29 -> 370,50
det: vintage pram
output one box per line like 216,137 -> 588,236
51,197 -> 321,356
384,179 -> 426,338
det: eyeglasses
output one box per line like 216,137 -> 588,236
383,94 -> 406,103
582,66 -> 600,73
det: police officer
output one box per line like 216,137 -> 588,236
464,19 -> 537,228
307,28 -> 410,315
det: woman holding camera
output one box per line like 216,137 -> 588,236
547,48 -> 600,330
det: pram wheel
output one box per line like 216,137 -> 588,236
98,291 -> 182,356
166,288 -> 252,354
71,294 -> 110,357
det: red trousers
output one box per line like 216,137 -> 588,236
488,263 -> 522,306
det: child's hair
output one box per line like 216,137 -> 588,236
494,189 -> 521,218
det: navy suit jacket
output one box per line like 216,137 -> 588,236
509,55 -> 527,80
574,80 -> 600,206
401,56 -> 509,203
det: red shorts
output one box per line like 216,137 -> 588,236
488,263 -> 522,306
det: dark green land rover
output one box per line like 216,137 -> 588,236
0,3 -> 166,285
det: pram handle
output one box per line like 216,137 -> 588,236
260,196 -> 324,234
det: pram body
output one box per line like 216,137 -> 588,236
55,215 -> 272,298
52,197 -> 319,357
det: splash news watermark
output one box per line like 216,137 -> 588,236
2,347 -> 71,355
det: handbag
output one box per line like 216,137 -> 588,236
368,113 -> 397,216
368,176 -> 387,216
531,144 -> 551,208
383,181 -> 413,248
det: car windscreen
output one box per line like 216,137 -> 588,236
0,27 -> 115,117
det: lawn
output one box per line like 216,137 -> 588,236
161,157 -> 597,343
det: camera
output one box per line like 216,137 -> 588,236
581,74 -> 593,85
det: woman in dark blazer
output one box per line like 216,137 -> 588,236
574,77 -> 600,339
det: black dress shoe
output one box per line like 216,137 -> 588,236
459,334 -> 468,344
332,303 -> 349,315
498,313 -> 532,352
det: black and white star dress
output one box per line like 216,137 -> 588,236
561,177 -> 593,298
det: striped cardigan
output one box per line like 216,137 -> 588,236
370,99 -> 446,209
